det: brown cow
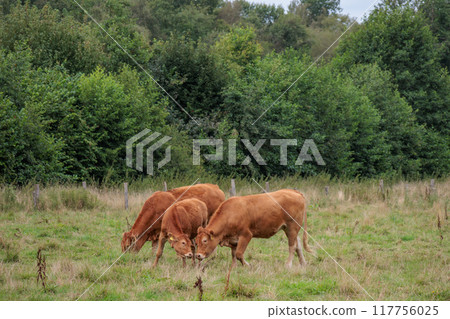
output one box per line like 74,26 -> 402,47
121,191 -> 175,253
121,183 -> 225,252
152,198 -> 208,267
196,189 -> 312,268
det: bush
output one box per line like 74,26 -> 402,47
0,186 -> 20,212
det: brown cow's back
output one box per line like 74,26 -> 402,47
167,183 -> 225,218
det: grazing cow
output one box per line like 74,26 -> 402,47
121,183 -> 225,252
121,191 -> 175,253
152,198 -> 208,267
196,189 -> 312,268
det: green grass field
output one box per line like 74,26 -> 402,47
0,178 -> 448,300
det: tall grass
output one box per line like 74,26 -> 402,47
0,185 -> 99,212
1,177 -> 448,213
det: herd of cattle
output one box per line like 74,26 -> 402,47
121,183 -> 312,269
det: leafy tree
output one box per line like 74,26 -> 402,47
0,2 -> 105,73
418,128 -> 450,176
0,46 -> 34,108
214,26 -> 263,69
216,0 -> 243,26
307,14 -> 354,58
220,50 -> 390,177
75,67 -> 167,180
239,1 -> 284,28
266,13 -> 310,52
346,63 -> 423,176
172,4 -> 217,40
0,50 -> 66,183
0,93 -> 66,184
419,0 -> 450,69
289,0 -> 341,23
338,5 -> 450,137
130,0 -> 220,41
149,36 -> 228,132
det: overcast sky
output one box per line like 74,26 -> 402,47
253,0 -> 377,20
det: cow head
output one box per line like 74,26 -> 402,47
195,227 -> 220,260
167,232 -> 193,258
121,231 -> 139,252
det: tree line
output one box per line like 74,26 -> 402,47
0,0 -> 448,184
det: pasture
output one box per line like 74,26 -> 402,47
0,177 -> 448,301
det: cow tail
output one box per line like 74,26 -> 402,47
302,209 -> 312,253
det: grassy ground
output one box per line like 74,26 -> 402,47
0,177 -> 448,300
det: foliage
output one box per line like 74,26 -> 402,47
0,2 -> 105,73
149,35 -> 227,133
418,0 -> 450,69
289,0 -> 342,24
265,13 -> 310,52
0,48 -> 167,184
338,5 -> 450,138
0,0 -> 448,183
214,26 -> 263,69
345,63 -> 423,176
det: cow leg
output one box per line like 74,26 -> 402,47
152,236 -> 166,268
236,231 -> 252,267
295,236 -> 307,266
151,240 -> 158,254
230,245 -> 237,268
285,228 -> 300,268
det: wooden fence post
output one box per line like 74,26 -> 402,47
33,184 -> 39,208
325,186 -> 329,196
230,179 -> 236,197
265,182 -> 270,193
82,181 -> 87,189
379,179 -> 384,193
430,179 -> 435,195
163,181 -> 168,192
124,182 -> 128,210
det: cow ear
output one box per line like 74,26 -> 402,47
167,232 -> 175,242
197,226 -> 204,233
209,230 -> 215,239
